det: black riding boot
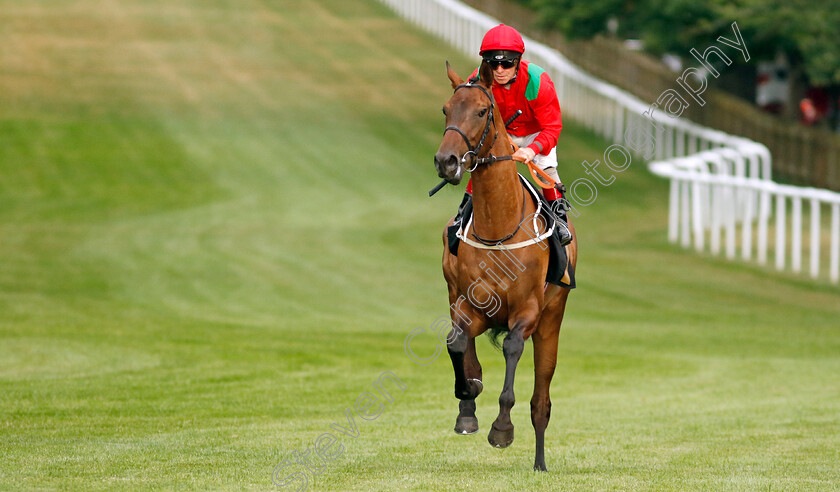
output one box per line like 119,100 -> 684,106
446,192 -> 473,255
453,192 -> 472,228
544,182 -> 572,246
548,198 -> 573,247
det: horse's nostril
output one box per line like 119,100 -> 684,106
435,153 -> 458,171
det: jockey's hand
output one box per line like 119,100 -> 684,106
513,146 -> 536,163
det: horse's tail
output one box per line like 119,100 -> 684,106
485,327 -> 506,350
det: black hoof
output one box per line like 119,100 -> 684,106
533,462 -> 547,472
454,416 -> 479,435
487,424 -> 514,448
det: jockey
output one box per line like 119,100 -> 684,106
455,24 -> 572,246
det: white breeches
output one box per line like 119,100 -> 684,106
510,131 -> 558,172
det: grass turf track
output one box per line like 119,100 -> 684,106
1,0 -> 839,490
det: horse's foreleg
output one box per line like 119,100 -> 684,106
488,324 -> 526,448
454,338 -> 483,434
447,324 -> 483,402
531,290 -> 568,471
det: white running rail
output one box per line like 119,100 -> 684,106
378,0 -> 840,283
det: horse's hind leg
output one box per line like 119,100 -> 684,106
455,338 -> 483,434
530,290 -> 568,471
488,324 -> 526,448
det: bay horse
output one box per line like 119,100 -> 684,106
434,61 -> 578,471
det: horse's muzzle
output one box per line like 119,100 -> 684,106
434,152 -> 464,184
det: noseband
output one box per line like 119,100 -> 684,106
443,81 -> 506,171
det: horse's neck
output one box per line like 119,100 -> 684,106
470,137 -> 523,240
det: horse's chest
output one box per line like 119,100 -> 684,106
455,265 -> 540,325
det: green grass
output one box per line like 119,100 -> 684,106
1,0 -> 839,490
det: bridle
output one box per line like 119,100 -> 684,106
443,81 -> 515,172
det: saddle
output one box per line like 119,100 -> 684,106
447,175 -> 575,289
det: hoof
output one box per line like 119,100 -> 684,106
454,416 -> 479,435
533,462 -> 547,472
487,423 -> 514,448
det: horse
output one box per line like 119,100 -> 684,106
433,61 -> 578,472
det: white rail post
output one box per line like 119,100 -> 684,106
710,181 -> 721,255
681,181 -> 691,247
742,182 -> 754,261
758,189 -> 770,265
792,197 -> 802,273
692,180 -> 705,252
810,198 -> 821,279
726,184 -> 737,259
776,194 -> 786,270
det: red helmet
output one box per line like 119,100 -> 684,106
479,24 -> 525,56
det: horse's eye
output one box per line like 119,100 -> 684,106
477,109 -> 487,118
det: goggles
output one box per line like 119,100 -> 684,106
486,58 -> 517,69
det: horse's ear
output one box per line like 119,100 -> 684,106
478,60 -> 493,89
446,61 -> 464,89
